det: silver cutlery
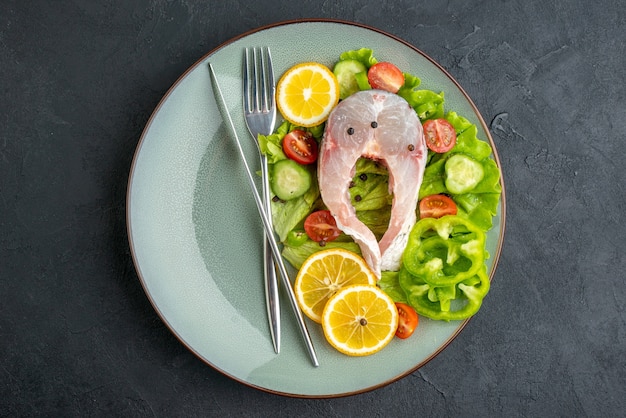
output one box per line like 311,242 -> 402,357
242,47 -> 280,354
208,62 -> 319,367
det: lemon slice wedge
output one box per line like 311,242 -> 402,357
322,284 -> 398,356
276,62 -> 340,127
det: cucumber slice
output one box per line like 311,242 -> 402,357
271,159 -> 312,201
333,59 -> 368,99
444,154 -> 484,194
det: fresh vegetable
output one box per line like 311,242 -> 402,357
444,154 -> 484,194
378,271 -> 407,304
367,62 -> 404,93
285,229 -> 309,247
354,71 -> 372,91
395,215 -> 490,321
282,129 -> 318,165
349,164 -> 393,212
423,118 -> 457,153
270,175 -> 319,242
333,59 -> 368,99
303,210 -> 341,243
395,302 -> 419,339
402,215 -> 486,286
338,48 -> 378,67
397,73 -> 445,121
282,239 -> 361,270
419,194 -> 457,219
270,159 -> 312,201
398,264 -> 490,321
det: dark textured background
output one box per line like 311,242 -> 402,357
2,0 -> 625,416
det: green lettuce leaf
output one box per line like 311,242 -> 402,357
338,48 -> 378,68
442,112 -> 492,161
350,174 -> 392,211
378,271 -> 408,304
354,157 -> 389,176
282,239 -> 361,270
454,192 -> 501,231
419,158 -> 447,199
258,121 -> 290,164
271,178 -> 320,242
356,209 -> 391,241
398,82 -> 445,121
398,72 -> 421,92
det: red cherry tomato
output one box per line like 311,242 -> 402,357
395,303 -> 419,339
423,118 -> 457,153
303,210 -> 341,243
282,129 -> 318,165
419,194 -> 458,219
367,62 -> 404,93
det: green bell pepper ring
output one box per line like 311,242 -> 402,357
399,265 -> 490,321
402,215 -> 486,286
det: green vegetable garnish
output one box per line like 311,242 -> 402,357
398,264 -> 490,321
402,216 -> 486,286
444,154 -> 485,194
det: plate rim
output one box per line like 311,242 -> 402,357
126,18 -> 507,398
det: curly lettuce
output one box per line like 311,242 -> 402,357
338,48 -> 378,68
398,74 -> 445,121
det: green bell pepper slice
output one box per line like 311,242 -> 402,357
399,264 -> 490,321
402,215 -> 486,286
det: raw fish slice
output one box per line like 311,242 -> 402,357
318,90 -> 427,277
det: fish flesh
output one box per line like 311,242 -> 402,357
318,90 -> 427,278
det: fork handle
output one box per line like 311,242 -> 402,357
261,156 -> 281,354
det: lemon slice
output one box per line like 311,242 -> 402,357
276,62 -> 340,127
322,284 -> 399,356
294,248 -> 377,323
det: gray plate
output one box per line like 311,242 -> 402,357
126,19 -> 506,397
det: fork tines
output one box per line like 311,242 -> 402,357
243,47 -> 276,117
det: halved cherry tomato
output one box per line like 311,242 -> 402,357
423,118 -> 457,153
367,62 -> 404,93
282,130 -> 318,165
303,210 -> 341,243
395,303 -> 418,339
419,194 -> 458,219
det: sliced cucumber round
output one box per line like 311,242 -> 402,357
333,59 -> 368,99
271,159 -> 312,201
444,154 -> 484,194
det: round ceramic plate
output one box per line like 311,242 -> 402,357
127,19 -> 506,397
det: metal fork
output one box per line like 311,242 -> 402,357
242,47 -> 280,354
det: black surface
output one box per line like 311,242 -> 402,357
2,1 -> 625,416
